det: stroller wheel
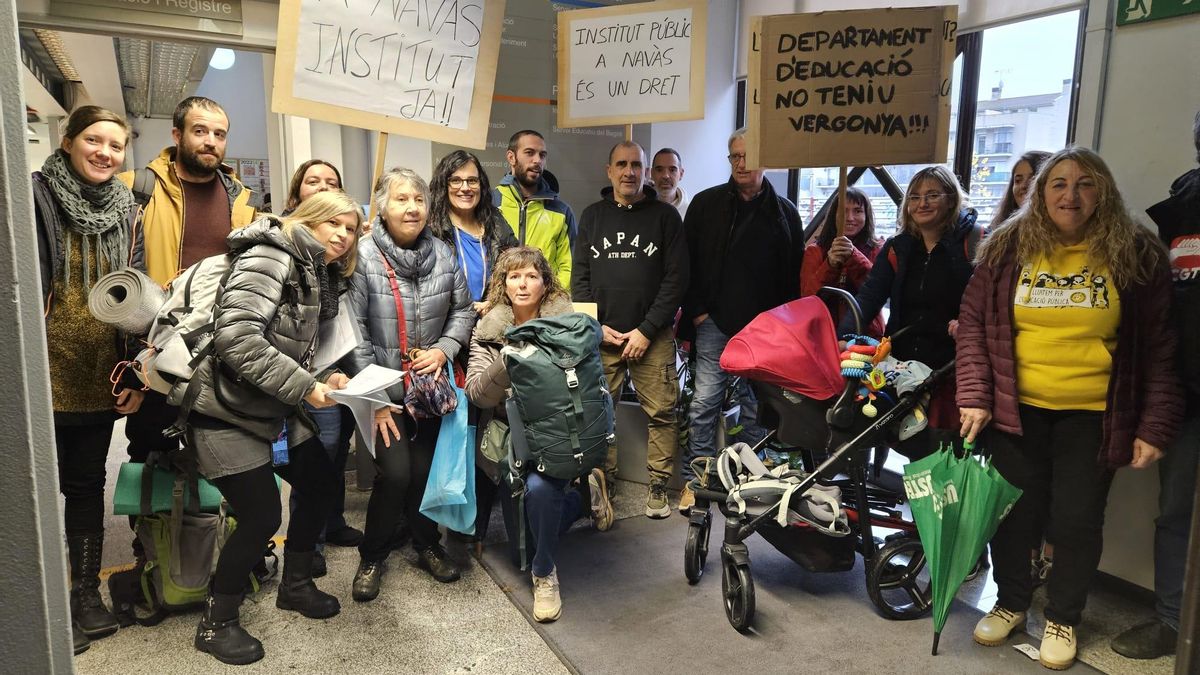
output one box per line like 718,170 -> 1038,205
866,536 -> 933,620
721,557 -> 755,632
684,512 -> 712,584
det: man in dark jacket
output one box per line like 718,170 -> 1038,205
678,128 -> 804,513
572,141 -> 689,519
1112,110 -> 1200,660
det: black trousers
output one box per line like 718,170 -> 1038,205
55,421 -> 115,535
209,436 -> 337,595
987,404 -> 1113,626
359,413 -> 441,562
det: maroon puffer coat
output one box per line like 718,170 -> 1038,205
956,237 -> 1182,469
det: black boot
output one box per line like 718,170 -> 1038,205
276,550 -> 341,619
72,620 -> 90,655
194,592 -> 264,665
417,545 -> 461,583
67,533 -> 119,639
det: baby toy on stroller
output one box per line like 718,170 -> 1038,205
683,289 -> 954,632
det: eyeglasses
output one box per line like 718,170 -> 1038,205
727,153 -> 747,166
448,177 -> 480,188
907,192 -> 949,204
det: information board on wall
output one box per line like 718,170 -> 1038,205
272,0 -> 506,148
747,6 -> 957,169
432,0 -> 642,216
556,0 -> 706,128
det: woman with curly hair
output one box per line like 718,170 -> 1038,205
957,147 -> 1182,669
464,246 -> 610,622
428,150 -> 518,314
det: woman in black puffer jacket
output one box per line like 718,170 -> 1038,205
186,191 -> 361,666
345,167 -> 475,601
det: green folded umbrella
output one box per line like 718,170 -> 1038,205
903,439 -> 1023,655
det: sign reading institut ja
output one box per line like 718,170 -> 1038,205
50,0 -> 243,36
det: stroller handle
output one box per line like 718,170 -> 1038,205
816,286 -> 865,337
817,286 -> 866,420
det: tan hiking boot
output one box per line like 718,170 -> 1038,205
678,484 -> 696,515
973,604 -> 1026,646
1039,621 -> 1076,670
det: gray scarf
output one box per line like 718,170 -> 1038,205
41,149 -> 134,289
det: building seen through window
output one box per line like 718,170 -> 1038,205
790,10 -> 1080,239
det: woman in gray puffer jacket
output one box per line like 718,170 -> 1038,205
346,167 -> 475,600
186,191 -> 361,666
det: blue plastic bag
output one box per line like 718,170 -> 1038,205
420,363 -> 477,535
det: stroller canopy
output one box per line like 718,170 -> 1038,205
719,296 -> 844,401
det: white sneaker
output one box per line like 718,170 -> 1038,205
532,568 -> 562,623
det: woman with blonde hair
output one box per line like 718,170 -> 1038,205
841,165 -> 984,444
957,147 -> 1181,669
187,190 -> 362,665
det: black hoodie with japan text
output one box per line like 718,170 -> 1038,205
571,186 -> 689,339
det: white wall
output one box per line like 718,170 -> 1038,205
646,0 -> 739,197
1078,4 -> 1200,590
195,50 -> 269,162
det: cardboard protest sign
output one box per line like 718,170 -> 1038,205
557,0 -> 706,128
748,6 -> 957,169
272,0 -> 505,149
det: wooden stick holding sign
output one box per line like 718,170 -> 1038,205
625,124 -> 633,142
367,133 -> 389,226
836,165 -> 848,237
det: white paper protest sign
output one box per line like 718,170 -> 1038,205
557,0 -> 706,128
272,0 -> 506,148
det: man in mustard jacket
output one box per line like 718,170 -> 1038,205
492,130 -> 576,289
118,96 -> 257,475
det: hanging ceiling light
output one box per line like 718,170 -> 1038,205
209,48 -> 235,71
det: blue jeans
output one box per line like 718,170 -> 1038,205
289,404 -> 343,552
683,318 -> 765,480
525,473 -> 582,578
1155,413 -> 1199,629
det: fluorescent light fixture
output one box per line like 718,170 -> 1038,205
209,48 -> 235,71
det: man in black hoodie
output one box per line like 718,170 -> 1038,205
572,141 -> 689,520
1111,110 -> 1200,661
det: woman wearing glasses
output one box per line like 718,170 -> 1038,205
839,165 -> 984,450
428,150 -> 517,547
428,150 -> 518,315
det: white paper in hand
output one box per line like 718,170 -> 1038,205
311,297 -> 361,374
328,364 -> 404,458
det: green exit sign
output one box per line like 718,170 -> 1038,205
1117,0 -> 1200,25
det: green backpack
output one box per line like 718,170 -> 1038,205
501,312 -> 615,483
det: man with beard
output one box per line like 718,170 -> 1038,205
651,148 -> 689,218
493,130 -> 576,288
117,96 -> 257,471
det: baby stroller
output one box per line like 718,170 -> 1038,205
683,289 -> 955,632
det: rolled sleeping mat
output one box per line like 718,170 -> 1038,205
87,268 -> 166,334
